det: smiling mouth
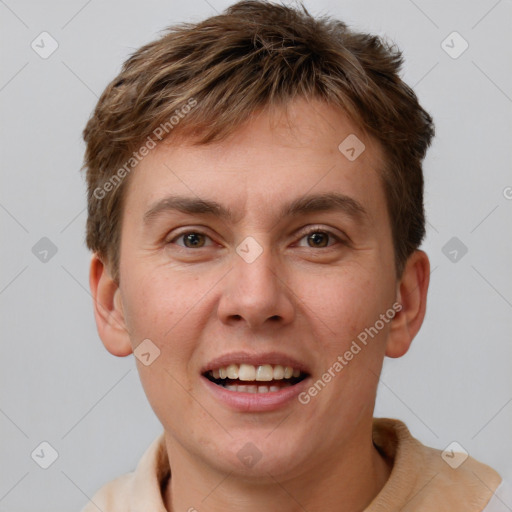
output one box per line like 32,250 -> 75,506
203,363 -> 309,393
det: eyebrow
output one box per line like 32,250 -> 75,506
143,192 -> 368,226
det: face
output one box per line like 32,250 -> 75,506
113,98 -> 401,478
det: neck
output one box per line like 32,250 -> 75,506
163,423 -> 392,512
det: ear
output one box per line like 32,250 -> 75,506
89,254 -> 132,357
385,250 -> 430,358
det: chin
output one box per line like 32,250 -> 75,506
217,434 -> 306,480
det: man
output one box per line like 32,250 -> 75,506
80,1 -> 508,510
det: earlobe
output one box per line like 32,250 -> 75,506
89,254 -> 133,357
385,250 -> 430,358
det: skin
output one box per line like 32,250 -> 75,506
90,97 -> 430,511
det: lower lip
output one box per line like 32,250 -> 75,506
201,376 -> 310,412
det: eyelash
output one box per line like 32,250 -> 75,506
167,226 -> 346,250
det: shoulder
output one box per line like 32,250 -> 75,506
482,479 -> 512,512
422,447 -> 502,510
409,436 -> 503,510
79,472 -> 135,512
371,418 -> 504,511
79,432 -> 169,512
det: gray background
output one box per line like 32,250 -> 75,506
1,0 -> 511,510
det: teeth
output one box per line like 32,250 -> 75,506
209,363 -> 303,382
273,365 -> 284,379
238,364 -> 256,381
221,382 -> 293,393
255,364 -> 273,381
226,364 -> 238,379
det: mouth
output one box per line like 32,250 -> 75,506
203,363 -> 309,394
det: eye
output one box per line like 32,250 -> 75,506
296,228 -> 344,248
169,231 -> 213,249
167,227 -> 346,250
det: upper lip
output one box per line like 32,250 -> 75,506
201,351 -> 311,374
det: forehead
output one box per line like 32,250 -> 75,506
123,98 -> 387,226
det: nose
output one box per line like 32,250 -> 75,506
216,241 -> 295,331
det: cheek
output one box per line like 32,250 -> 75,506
300,266 -> 387,342
120,266 -> 204,423
120,264 -> 198,357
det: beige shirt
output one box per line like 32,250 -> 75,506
80,418 -> 504,511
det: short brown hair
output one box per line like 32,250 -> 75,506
82,0 -> 434,283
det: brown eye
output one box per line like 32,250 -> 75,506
183,233 -> 206,248
297,228 -> 343,249
170,231 -> 211,248
307,232 -> 330,248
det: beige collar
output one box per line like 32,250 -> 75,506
366,418 -> 501,511
83,418 -> 502,511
